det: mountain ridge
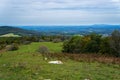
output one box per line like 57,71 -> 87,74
0,26 -> 41,36
0,25 -> 120,36
17,25 -> 120,35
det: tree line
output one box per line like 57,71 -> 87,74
0,35 -> 68,50
62,30 -> 120,57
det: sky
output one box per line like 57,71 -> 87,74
0,0 -> 120,25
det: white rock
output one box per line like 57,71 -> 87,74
44,57 -> 48,60
44,79 -> 51,80
48,60 -> 63,64
84,79 -> 90,80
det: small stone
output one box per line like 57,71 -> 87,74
44,79 -> 51,80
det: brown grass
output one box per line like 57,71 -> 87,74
48,53 -> 120,64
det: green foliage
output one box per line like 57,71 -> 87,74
100,37 -> 113,54
83,33 -> 102,53
110,30 -> 120,57
83,40 -> 99,53
63,31 -> 120,57
62,36 -> 83,53
63,34 -> 102,53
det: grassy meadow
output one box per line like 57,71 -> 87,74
0,42 -> 120,80
6,42 -> 63,53
0,33 -> 20,37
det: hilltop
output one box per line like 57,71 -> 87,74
0,33 -> 20,37
0,26 -> 41,36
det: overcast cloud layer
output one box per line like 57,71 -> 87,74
0,0 -> 120,25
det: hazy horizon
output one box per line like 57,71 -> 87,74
0,24 -> 120,27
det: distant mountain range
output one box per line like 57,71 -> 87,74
0,25 -> 120,36
17,24 -> 120,36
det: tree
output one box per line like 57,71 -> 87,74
99,37 -> 112,54
110,30 -> 120,57
62,36 -> 83,53
82,33 -> 102,53
63,34 -> 102,53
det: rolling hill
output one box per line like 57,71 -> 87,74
0,33 -> 21,37
0,26 -> 41,36
1,25 -> 120,36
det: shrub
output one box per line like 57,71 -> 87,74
52,39 -> 62,43
110,30 -> 120,57
38,45 -> 50,60
99,37 -> 113,54
7,43 -> 19,51
39,39 -> 45,42
38,46 -> 49,54
62,36 -> 83,53
62,34 -> 102,53
82,33 -> 102,53
22,41 -> 31,45
0,44 -> 6,50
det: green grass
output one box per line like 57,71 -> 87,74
0,42 -> 120,80
7,42 -> 63,54
0,33 -> 20,37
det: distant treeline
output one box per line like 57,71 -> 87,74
0,35 -> 68,50
62,30 -> 120,57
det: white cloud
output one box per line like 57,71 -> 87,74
0,0 -> 120,25
111,0 -> 120,9
112,0 -> 120,2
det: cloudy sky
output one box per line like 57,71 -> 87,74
0,0 -> 120,25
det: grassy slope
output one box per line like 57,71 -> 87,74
0,42 -> 120,80
11,42 -> 62,53
0,33 -> 20,37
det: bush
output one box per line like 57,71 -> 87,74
52,39 -> 62,43
7,43 -> 19,51
82,33 -> 101,53
38,46 -> 50,60
39,39 -> 45,42
22,41 -> 31,45
99,37 -> 113,54
110,30 -> 120,57
62,36 -> 83,53
38,46 -> 50,54
62,34 -> 102,53
0,44 -> 6,50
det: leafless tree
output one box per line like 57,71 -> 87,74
38,45 -> 50,60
